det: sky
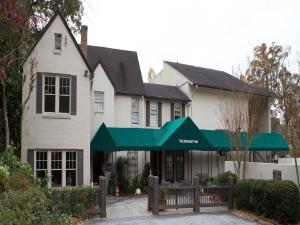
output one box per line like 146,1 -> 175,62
77,0 -> 300,81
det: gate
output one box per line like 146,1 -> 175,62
148,175 -> 234,215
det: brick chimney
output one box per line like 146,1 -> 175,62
80,25 -> 88,59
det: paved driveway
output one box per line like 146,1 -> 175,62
84,196 -> 258,225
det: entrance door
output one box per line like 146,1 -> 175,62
165,151 -> 184,182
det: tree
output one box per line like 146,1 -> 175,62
219,89 -> 262,180
240,42 -> 289,117
0,0 -> 84,152
242,42 -> 300,190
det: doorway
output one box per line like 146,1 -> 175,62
165,151 -> 184,182
92,151 -> 105,183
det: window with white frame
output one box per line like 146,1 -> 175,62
44,75 -> 71,114
35,150 -> 78,187
66,152 -> 77,186
174,104 -> 182,119
51,152 -> 62,187
131,97 -> 140,124
54,33 -> 62,51
150,102 -> 158,127
36,151 -> 47,180
94,91 -> 104,113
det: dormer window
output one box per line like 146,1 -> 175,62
54,33 -> 62,51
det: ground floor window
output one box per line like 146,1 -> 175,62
35,150 -> 77,187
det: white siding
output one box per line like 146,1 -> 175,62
22,15 -> 91,185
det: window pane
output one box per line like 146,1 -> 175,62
59,96 -> 70,113
66,170 -> 76,186
55,33 -> 62,50
45,95 -> 55,112
51,170 -> 62,187
36,170 -> 47,180
131,97 -> 139,124
44,76 -> 56,113
94,92 -> 104,112
51,152 -> 62,169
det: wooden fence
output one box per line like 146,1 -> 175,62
148,175 -> 234,215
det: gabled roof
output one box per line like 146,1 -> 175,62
165,61 -> 276,97
144,83 -> 190,102
22,11 -> 92,72
86,45 -> 145,96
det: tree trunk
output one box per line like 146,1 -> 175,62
1,77 -> 9,150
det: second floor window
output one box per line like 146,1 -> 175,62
131,97 -> 140,124
150,102 -> 158,127
94,91 -> 104,113
54,33 -> 62,51
44,75 -> 71,114
174,104 -> 182,119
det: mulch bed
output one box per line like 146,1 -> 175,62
232,210 -> 282,225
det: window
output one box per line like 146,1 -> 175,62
174,104 -> 182,119
51,152 -> 62,187
44,75 -> 71,114
44,76 -> 56,112
36,152 -> 47,180
59,77 -> 70,113
54,33 -> 62,51
35,150 -> 79,187
131,97 -> 140,124
66,152 -> 77,186
150,102 -> 158,127
94,92 -> 104,112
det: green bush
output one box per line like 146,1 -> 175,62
0,187 -> 69,225
213,171 -> 236,185
234,179 -> 300,224
50,185 -> 98,218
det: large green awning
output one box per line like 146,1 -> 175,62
90,117 -> 288,152
91,117 -> 213,151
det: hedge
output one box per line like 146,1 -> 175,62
234,179 -> 300,224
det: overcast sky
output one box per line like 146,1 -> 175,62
77,0 -> 300,81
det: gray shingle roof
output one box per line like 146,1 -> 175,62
87,45 -> 145,96
144,83 -> 190,102
165,61 -> 276,97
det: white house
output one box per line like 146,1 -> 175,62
21,12 -> 276,188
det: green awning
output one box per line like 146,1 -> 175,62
200,129 -> 288,152
91,117 -> 213,151
90,117 -> 288,152
250,132 -> 288,151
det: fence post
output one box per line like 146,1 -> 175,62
152,176 -> 159,215
228,176 -> 234,210
193,176 -> 200,213
99,176 -> 108,218
147,175 -> 153,211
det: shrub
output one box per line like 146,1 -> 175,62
50,185 -> 98,218
0,187 -> 69,225
213,171 -> 236,185
234,179 -> 300,224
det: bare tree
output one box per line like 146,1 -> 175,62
219,89 -> 262,180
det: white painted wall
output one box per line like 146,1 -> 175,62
91,64 -> 115,137
22,15 -> 91,185
225,161 -> 300,185
278,158 -> 300,165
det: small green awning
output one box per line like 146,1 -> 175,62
250,132 -> 288,151
200,129 -> 288,152
91,117 -> 213,151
